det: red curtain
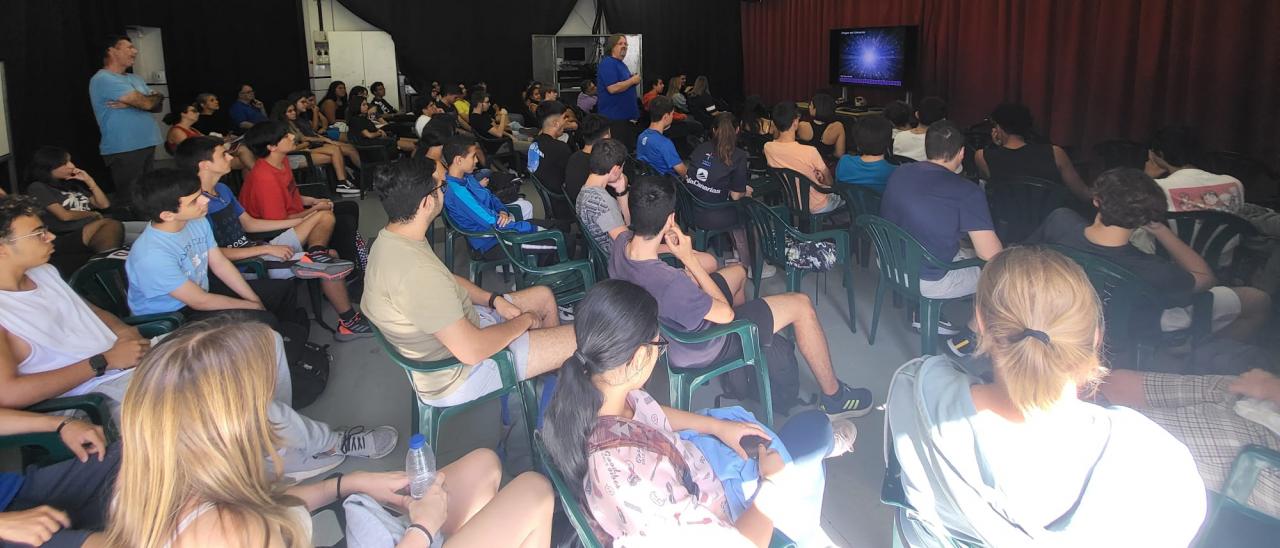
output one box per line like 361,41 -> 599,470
742,0 -> 1280,163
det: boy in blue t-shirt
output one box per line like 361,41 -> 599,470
835,115 -> 898,193
635,96 -> 688,177
125,168 -> 294,329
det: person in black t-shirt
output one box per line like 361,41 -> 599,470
683,112 -> 758,271
564,114 -> 611,204
368,81 -> 396,115
527,101 -> 574,221
1026,168 -> 1270,341
346,96 -> 415,152
468,91 -> 510,140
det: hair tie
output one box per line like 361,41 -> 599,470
1014,328 -> 1051,344
572,351 -> 591,373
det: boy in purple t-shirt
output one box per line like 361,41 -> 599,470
607,175 -> 874,418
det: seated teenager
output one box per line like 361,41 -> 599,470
368,81 -> 397,115
610,175 -> 874,415
886,245 -> 1206,546
238,121 -> 364,274
882,121 -> 1003,355
640,78 -> 669,113
797,93 -> 845,159
835,114 -> 897,193
976,102 -> 1091,202
438,85 -> 474,135
543,279 -> 855,546
190,94 -> 257,169
468,91 -> 512,142
764,102 -> 841,214
891,96 -> 945,162
0,195 -> 147,411
685,75 -> 723,129
192,92 -> 233,137
414,96 -> 453,138
576,80 -> 598,113
176,137 -> 373,340
1146,125 -> 1249,215
0,408 -> 118,547
1026,168 -> 1271,341
103,321 -> 462,547
290,92 -> 362,166
301,91 -> 330,134
564,114 -> 610,203
635,96 -> 688,177
319,80 -> 348,123
684,113 -> 764,274
363,158 -> 575,407
575,138 -> 718,273
24,146 -> 123,256
527,100 -> 575,220
1100,367 -> 1280,520
442,136 -> 550,258
348,96 -> 416,153
739,96 -> 774,136
126,168 -> 296,330
270,99 -> 358,195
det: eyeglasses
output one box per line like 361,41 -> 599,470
644,337 -> 669,358
4,227 -> 50,243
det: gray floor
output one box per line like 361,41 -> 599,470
303,187 -> 927,547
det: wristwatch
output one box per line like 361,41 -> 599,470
89,354 -> 108,377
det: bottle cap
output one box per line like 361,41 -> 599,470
409,433 -> 426,450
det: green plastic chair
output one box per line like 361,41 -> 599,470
1048,244 -> 1213,369
68,258 -> 184,331
745,198 -> 856,333
1159,210 -> 1259,283
1196,444 -> 1280,547
661,320 -> 774,428
441,204 -> 522,285
769,167 -> 844,232
528,172 -> 575,213
0,395 -> 119,468
371,326 -> 538,453
534,431 -> 796,547
984,176 -> 1067,245
492,229 -> 596,308
856,215 -> 985,355
672,176 -> 749,257
836,185 -> 883,269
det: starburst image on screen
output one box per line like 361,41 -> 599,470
831,27 -> 910,87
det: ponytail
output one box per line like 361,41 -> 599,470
713,112 -> 738,167
541,280 -> 660,501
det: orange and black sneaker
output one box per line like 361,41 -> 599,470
336,312 -> 375,341
292,250 -> 354,280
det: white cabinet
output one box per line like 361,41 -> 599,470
323,31 -> 400,111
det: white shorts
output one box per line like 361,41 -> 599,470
415,298 -> 533,407
1161,286 -> 1242,333
263,229 -> 308,280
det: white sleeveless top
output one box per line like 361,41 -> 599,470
166,502 -> 313,547
0,264 -> 123,396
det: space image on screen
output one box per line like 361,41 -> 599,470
829,26 -> 917,87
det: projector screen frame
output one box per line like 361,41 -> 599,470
828,25 -> 919,89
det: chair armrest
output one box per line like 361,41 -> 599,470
504,203 -> 525,222
233,258 -> 269,278
921,254 -> 986,273
1222,444 -> 1280,505
503,230 -> 569,262
527,259 -> 597,288
26,394 -> 114,434
123,312 -> 184,331
134,320 -> 176,338
662,319 -> 759,346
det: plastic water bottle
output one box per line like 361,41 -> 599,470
406,434 -> 436,499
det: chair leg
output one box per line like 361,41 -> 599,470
752,248 -> 764,300
868,275 -> 887,345
668,370 -> 691,412
518,380 -> 541,468
844,265 -> 857,334
920,299 -> 942,356
444,232 -> 455,274
754,357 -> 775,429
309,280 -> 331,333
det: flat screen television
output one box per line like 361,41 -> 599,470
829,26 -> 918,88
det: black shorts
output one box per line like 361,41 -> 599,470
709,271 -> 775,362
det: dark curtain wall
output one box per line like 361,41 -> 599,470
0,0 -> 308,190
337,0 -> 579,110
601,0 -> 745,105
741,0 -> 1280,164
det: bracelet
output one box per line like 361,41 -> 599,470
55,417 -> 76,436
407,523 -> 434,546
488,292 -> 503,309
334,473 -> 344,500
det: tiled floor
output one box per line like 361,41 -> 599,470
303,187 -> 928,547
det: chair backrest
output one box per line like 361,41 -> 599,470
744,198 -> 795,264
1045,244 -> 1160,343
528,172 -> 573,212
1092,139 -> 1147,170
69,258 -> 131,317
855,214 -> 939,299
985,176 -> 1067,244
1158,210 -> 1258,271
533,432 -> 605,548
838,185 -> 883,218
888,154 -> 917,166
768,167 -> 816,221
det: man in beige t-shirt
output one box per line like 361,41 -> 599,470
764,101 -> 842,214
362,158 -> 575,405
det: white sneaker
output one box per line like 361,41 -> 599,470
284,451 -> 345,483
332,425 -> 399,459
751,263 -> 778,279
825,418 -> 858,458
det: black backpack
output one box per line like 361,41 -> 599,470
717,333 -> 802,415
278,314 -> 331,409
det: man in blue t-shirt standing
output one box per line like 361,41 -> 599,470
88,34 -> 163,211
595,34 -> 642,122
881,120 -> 1003,355
635,96 -> 687,178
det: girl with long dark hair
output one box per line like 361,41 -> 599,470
319,80 -> 348,123
23,146 -> 123,254
543,279 -> 849,546
681,113 -> 766,276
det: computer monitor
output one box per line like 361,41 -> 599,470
563,47 -> 586,62
829,26 -> 918,88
